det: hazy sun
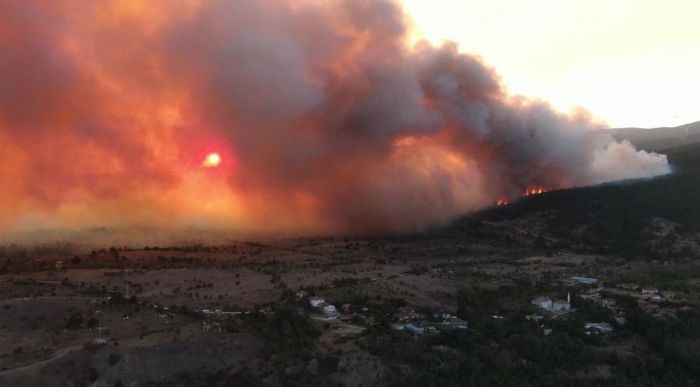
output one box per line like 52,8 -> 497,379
202,152 -> 222,168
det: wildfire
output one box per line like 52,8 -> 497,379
523,187 -> 547,197
495,187 -> 547,207
0,1 -> 671,236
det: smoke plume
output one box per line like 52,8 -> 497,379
0,0 -> 669,235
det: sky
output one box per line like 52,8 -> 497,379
402,0 -> 700,128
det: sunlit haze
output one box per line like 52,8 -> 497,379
0,0 -> 675,236
402,0 -> 700,128
202,152 -> 222,168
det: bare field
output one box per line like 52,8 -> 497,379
1,233 -> 699,386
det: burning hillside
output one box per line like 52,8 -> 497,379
0,0 -> 669,235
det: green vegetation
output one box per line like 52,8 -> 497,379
241,304 -> 320,355
613,263 -> 700,292
362,284 -> 700,386
0,242 -> 77,260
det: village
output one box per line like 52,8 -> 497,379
1,236 -> 698,386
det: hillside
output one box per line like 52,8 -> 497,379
607,121 -> 700,152
467,141 -> 700,259
664,141 -> 700,169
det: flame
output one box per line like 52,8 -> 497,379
523,187 -> 547,197
496,198 -> 510,207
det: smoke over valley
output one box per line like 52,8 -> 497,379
0,0 -> 670,237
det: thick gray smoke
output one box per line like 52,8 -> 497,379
0,0 -> 670,235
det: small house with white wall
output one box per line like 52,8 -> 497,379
321,303 -> 338,317
309,298 -> 325,308
404,323 -> 425,335
531,297 -> 553,310
585,322 -> 614,335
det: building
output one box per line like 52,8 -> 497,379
571,276 -> 598,285
585,322 -> 614,335
84,338 -> 108,352
531,297 -> 553,310
455,324 -> 469,331
309,298 -> 325,308
321,303 -> 338,318
551,298 -> 571,312
440,317 -> 469,331
454,323 -> 469,331
397,308 -> 425,322
391,323 -> 405,331
615,313 -> 627,326
533,293 -> 571,313
433,312 -> 455,321
404,323 -> 425,335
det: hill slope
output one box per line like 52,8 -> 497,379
463,142 -> 700,259
607,121 -> 700,152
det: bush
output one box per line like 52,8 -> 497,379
243,304 -> 320,355
108,352 -> 121,366
65,312 -> 84,330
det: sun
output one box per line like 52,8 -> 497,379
202,152 -> 222,168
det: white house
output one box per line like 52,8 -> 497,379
551,300 -> 570,312
391,323 -> 405,331
531,297 -> 553,310
404,323 -> 425,335
552,293 -> 571,312
309,298 -> 325,308
321,304 -> 338,317
533,293 -> 571,313
585,322 -> 614,334
571,276 -> 598,285
615,314 -> 627,325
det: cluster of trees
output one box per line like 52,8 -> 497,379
613,264 -> 700,293
241,304 -> 320,356
0,242 -> 76,260
622,298 -> 700,383
362,284 -> 700,386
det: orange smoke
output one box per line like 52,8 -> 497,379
0,0 -> 669,237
